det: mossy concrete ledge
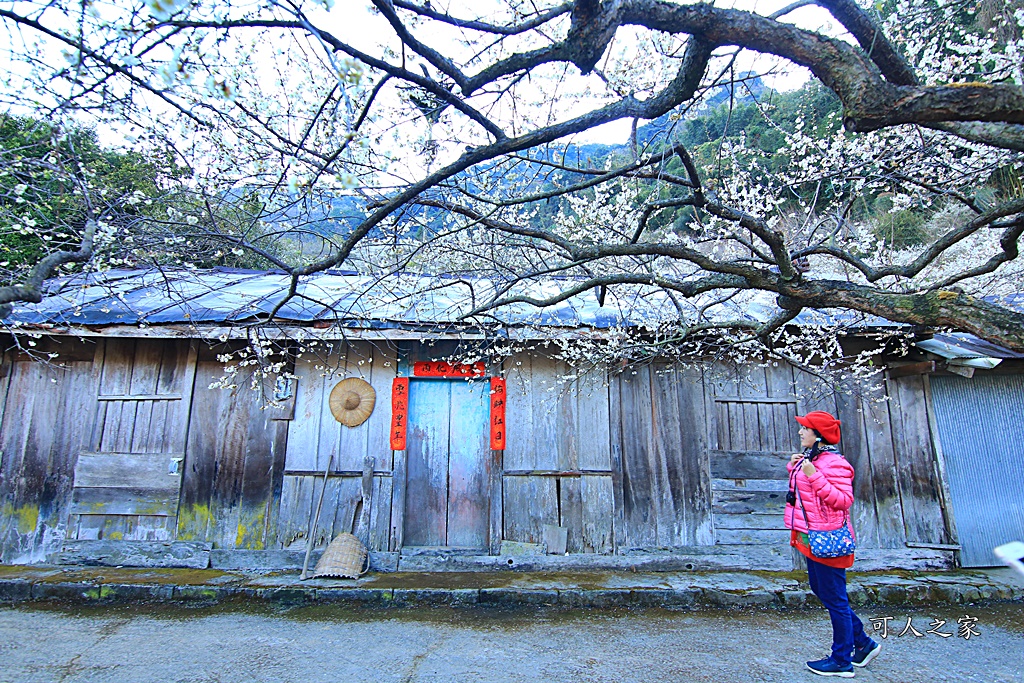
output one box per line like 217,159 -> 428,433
0,565 -> 1022,609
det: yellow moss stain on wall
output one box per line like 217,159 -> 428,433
235,508 -> 268,550
1,504 -> 39,535
176,505 -> 213,541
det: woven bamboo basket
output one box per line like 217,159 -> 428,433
312,532 -> 369,579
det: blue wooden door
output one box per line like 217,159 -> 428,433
405,379 -> 491,547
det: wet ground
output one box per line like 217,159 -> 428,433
2,602 -> 1022,682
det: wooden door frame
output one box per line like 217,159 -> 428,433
390,346 -> 502,554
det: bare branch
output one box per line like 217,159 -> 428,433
813,0 -> 919,86
371,0 -> 469,89
929,218 -> 1024,291
472,143 -> 696,207
463,271 -> 751,320
0,219 -> 97,316
0,9 -> 207,126
391,1 -> 574,36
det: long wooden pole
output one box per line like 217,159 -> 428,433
300,452 -> 334,580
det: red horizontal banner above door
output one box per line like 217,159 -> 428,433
412,361 -> 486,378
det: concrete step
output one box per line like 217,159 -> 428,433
1,564 -> 1022,609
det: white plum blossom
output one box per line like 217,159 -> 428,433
0,0 -> 1021,387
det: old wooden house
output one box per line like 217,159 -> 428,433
0,268 -> 1018,572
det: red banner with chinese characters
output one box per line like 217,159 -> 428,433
490,377 -> 506,450
413,361 -> 486,378
390,377 -> 409,450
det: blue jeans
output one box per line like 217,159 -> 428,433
806,558 -> 873,666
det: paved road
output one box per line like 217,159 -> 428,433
2,602 -> 1022,682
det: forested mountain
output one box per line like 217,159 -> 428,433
3,67 -> 1016,273
274,74 -> 786,245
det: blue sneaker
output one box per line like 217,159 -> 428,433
851,640 -> 881,668
806,657 -> 855,678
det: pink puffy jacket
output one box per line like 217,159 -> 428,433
784,450 -> 855,533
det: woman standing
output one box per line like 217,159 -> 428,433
785,410 -> 881,678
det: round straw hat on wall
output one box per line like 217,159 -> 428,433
329,377 -> 376,427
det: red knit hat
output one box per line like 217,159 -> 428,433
795,411 -> 841,445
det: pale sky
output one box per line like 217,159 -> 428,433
0,0 -> 846,150
308,0 -> 842,144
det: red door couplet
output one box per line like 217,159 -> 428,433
490,377 -> 506,450
390,377 -> 409,450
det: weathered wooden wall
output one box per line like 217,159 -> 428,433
704,361 -> 798,547
835,378 -> 905,549
503,355 -> 615,553
69,338 -> 198,543
0,338 -> 100,562
176,343 -> 289,550
611,364 -> 712,550
885,374 -> 949,545
276,340 -> 397,553
0,333 -> 955,570
703,361 -> 949,556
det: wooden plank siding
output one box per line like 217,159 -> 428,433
503,355 -> 615,553
706,362 -> 797,546
610,364 -> 711,550
69,339 -> 198,542
834,379 -> 906,549
611,366 -> 656,548
176,343 -> 288,550
502,475 -> 559,547
860,380 -> 907,549
706,361 -> 948,554
887,375 -> 948,544
276,341 -> 398,552
0,332 -> 957,571
680,366 -> 715,543
0,338 -> 102,562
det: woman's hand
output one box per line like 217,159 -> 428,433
801,459 -> 817,477
789,453 -> 803,467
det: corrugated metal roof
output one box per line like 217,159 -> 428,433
916,333 -> 1024,361
0,267 -> 770,330
0,267 -> 935,335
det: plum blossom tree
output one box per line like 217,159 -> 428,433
0,0 -> 1022,368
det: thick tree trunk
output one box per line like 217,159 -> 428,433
781,280 -> 1024,351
